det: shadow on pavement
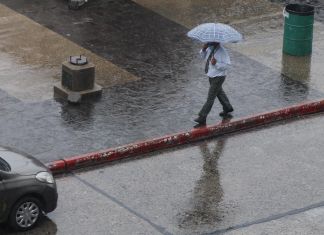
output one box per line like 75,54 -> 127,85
0,216 -> 57,235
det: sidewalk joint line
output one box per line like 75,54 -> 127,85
72,173 -> 173,235
204,200 -> 324,234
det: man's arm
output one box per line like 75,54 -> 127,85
210,56 -> 229,70
199,44 -> 208,59
215,62 -> 229,71
212,47 -> 230,70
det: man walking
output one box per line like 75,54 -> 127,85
194,42 -> 233,127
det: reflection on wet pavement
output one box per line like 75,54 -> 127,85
0,0 -> 323,162
279,75 -> 310,102
177,119 -> 233,233
177,140 -> 225,233
281,53 -> 312,81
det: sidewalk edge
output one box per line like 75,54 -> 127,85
47,99 -> 324,174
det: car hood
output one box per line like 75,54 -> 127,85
0,147 -> 47,175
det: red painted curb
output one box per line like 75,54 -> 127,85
47,99 -> 324,174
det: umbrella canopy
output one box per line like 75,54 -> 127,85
187,23 -> 243,43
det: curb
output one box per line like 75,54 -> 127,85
47,99 -> 324,174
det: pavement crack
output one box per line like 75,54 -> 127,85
72,173 -> 173,235
204,200 -> 324,235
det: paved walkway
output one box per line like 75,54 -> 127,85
0,0 -> 324,162
2,113 -> 324,234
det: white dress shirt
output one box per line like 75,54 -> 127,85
200,44 -> 231,78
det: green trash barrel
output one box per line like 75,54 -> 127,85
283,4 -> 315,56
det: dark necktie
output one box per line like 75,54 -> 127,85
204,46 -> 217,74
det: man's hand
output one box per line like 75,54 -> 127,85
202,44 -> 208,51
211,57 -> 217,65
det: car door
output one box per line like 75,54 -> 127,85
0,172 -> 6,219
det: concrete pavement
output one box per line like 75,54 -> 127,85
2,113 -> 324,234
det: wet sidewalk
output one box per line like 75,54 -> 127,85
0,0 -> 324,162
2,113 -> 324,234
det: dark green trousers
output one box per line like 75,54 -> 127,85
198,76 -> 233,118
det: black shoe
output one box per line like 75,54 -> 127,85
194,116 -> 206,125
194,122 -> 206,128
219,108 -> 234,117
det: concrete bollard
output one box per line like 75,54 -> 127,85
54,56 -> 102,103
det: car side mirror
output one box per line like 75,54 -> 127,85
0,171 -> 11,181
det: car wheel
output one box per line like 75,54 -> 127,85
9,197 -> 43,231
68,0 -> 80,10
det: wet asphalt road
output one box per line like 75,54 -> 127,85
1,114 -> 324,234
0,0 -> 323,162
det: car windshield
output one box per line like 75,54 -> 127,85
0,157 -> 11,172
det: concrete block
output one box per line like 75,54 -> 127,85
54,83 -> 103,103
62,61 -> 95,91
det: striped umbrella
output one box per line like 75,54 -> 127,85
187,23 -> 243,43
